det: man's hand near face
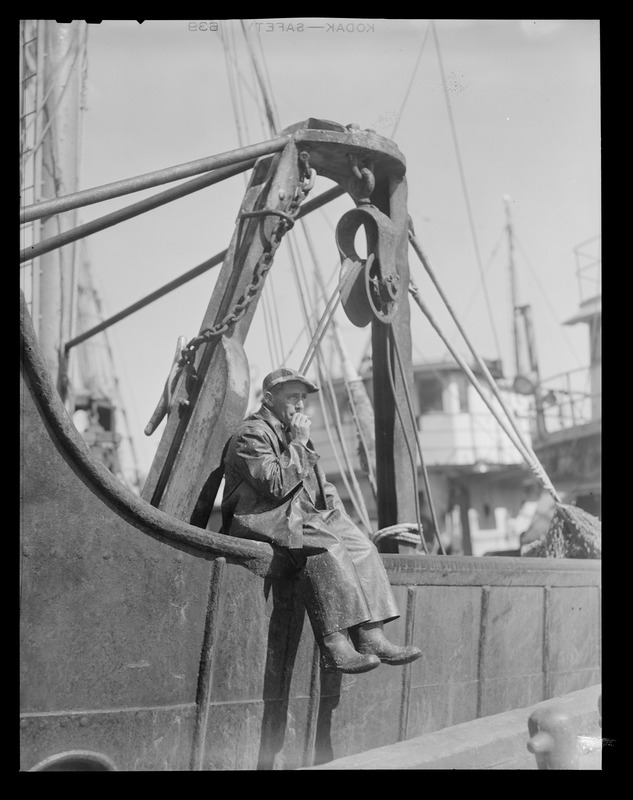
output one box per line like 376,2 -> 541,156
290,412 -> 311,445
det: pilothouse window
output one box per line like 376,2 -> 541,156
417,376 -> 444,415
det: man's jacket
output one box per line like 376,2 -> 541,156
221,405 -> 346,549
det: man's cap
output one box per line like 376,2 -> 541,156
262,367 -> 319,395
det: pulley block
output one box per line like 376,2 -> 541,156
335,205 -> 400,326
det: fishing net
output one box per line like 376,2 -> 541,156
521,504 -> 601,559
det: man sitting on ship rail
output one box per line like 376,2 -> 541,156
221,367 -> 422,674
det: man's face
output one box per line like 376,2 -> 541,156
266,381 -> 309,426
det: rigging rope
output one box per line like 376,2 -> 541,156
287,233 -> 372,532
514,234 -> 585,369
260,288 -> 281,367
22,23 -> 85,151
389,327 -> 446,555
299,219 -> 378,497
297,264 -> 355,375
285,223 -> 373,531
240,20 -> 279,134
390,21 -> 432,140
431,20 -> 502,364
267,274 -> 287,364
384,337 -> 427,553
407,233 -> 561,502
316,355 -> 373,533
445,223 -> 507,356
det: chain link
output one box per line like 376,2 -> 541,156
179,155 -> 317,381
347,153 -> 375,205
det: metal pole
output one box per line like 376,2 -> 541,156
21,135 -> 291,223
64,250 -> 227,352
37,21 -> 85,391
63,185 -> 345,350
20,158 -> 257,264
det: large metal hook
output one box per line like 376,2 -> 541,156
144,336 -> 188,436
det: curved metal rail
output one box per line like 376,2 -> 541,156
19,290 -> 281,578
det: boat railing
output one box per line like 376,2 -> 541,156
534,365 -> 600,435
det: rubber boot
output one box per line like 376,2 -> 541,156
318,630 -> 381,674
351,621 -> 422,666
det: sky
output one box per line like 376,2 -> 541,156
66,18 -> 600,479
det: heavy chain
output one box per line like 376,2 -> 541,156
179,153 -> 316,381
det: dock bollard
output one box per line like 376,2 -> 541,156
527,707 -> 580,770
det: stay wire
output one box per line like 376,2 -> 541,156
268,271 -> 287,365
317,355 -> 373,533
21,22 -> 83,146
253,26 -> 282,134
287,235 -> 372,531
407,265 -> 561,503
315,354 -> 372,533
261,289 -> 281,367
513,234 -> 584,369
431,20 -> 502,363
389,326 -> 446,554
384,333 -> 428,553
390,20 -> 432,140
30,25 -> 85,160
240,20 -> 278,135
289,233 -> 373,529
444,224 -> 507,356
300,219 -> 377,497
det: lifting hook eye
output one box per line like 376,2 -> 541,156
347,154 -> 375,204
144,335 -> 187,436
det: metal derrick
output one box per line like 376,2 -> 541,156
21,115 -> 428,544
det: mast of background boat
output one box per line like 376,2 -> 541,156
504,194 -> 522,381
32,22 -> 87,401
504,195 -> 547,438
